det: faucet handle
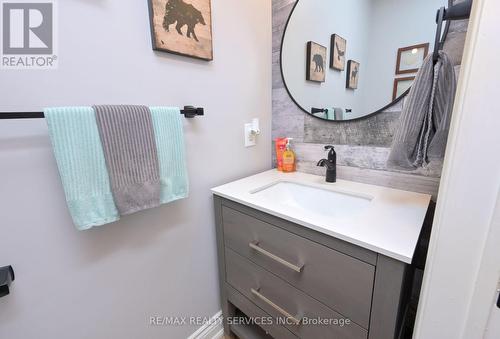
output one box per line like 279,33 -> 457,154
323,145 -> 336,163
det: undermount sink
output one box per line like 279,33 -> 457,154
251,181 -> 372,220
212,170 -> 432,263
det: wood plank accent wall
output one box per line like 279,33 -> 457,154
272,0 -> 469,200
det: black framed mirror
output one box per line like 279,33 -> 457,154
280,0 -> 449,122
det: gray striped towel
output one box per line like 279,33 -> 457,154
94,105 -> 161,215
387,51 -> 457,170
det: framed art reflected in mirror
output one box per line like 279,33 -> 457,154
393,76 -> 415,100
330,34 -> 346,71
346,60 -> 360,90
396,43 -> 429,75
306,41 -> 327,82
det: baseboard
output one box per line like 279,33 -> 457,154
187,310 -> 224,339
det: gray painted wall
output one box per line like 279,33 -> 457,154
272,0 -> 468,199
0,1 -> 271,338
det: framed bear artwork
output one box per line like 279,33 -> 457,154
148,0 -> 213,61
306,41 -> 326,83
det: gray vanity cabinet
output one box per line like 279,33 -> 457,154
214,196 -> 411,339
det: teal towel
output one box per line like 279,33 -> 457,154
45,107 -> 119,230
149,107 -> 189,203
326,108 -> 335,121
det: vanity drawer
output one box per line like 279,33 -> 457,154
222,206 -> 374,328
226,283 -> 298,339
225,248 -> 368,339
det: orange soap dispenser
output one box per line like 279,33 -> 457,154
282,138 -> 296,173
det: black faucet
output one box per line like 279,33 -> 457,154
317,145 -> 336,183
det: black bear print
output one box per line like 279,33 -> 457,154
163,0 -> 206,42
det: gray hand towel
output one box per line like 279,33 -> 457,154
387,51 -> 457,170
94,105 -> 161,215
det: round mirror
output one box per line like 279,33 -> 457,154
281,0 -> 447,121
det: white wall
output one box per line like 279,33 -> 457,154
0,1 -> 271,338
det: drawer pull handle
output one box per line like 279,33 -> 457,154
251,288 -> 302,325
249,242 -> 303,273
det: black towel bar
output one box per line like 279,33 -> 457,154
433,0 -> 472,63
0,106 -> 204,120
311,107 -> 328,114
0,265 -> 14,298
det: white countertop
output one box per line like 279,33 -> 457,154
211,170 -> 431,264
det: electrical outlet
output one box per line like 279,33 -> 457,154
244,123 -> 256,147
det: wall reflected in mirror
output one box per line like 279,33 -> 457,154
281,0 -> 447,121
